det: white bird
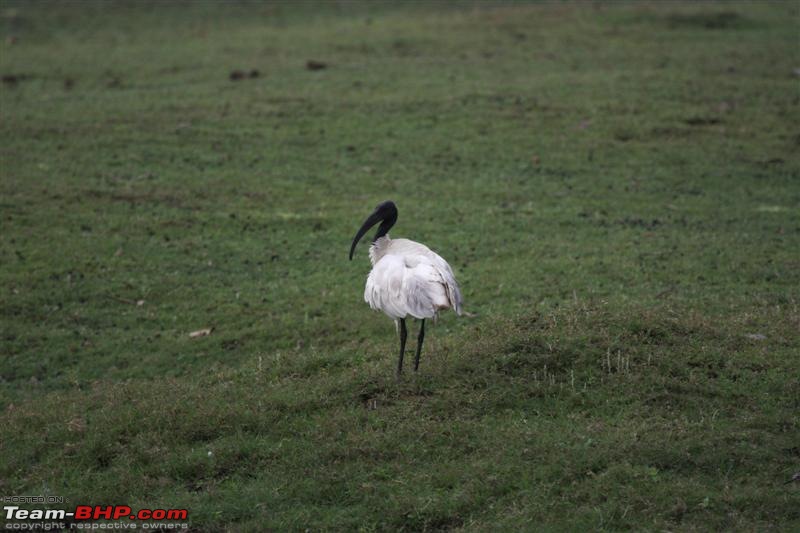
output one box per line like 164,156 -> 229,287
349,201 -> 462,375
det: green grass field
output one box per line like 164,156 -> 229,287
2,1 -> 799,530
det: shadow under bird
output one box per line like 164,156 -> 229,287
349,201 -> 463,375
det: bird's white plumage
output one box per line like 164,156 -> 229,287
364,236 -> 462,320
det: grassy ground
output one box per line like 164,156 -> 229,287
1,1 -> 799,530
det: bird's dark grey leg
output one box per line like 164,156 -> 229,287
397,318 -> 407,376
414,319 -> 425,372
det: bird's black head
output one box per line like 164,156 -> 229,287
349,200 -> 398,260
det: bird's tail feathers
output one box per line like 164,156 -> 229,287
448,284 -> 463,316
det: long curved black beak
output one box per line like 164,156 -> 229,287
349,201 -> 398,260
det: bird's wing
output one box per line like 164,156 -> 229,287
387,239 -> 463,315
365,253 -> 460,320
401,259 -> 451,319
427,251 -> 463,315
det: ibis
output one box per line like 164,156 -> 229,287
349,201 -> 463,375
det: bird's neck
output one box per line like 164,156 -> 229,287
369,235 -> 392,265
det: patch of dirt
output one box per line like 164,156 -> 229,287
685,116 -> 721,126
666,11 -> 744,30
2,73 -> 31,86
230,69 -> 260,81
306,60 -> 327,71
614,130 -> 636,142
358,386 -> 387,409
617,217 -> 662,230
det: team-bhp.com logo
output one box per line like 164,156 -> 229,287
4,504 -> 189,529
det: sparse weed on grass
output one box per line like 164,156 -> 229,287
1,1 -> 799,530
